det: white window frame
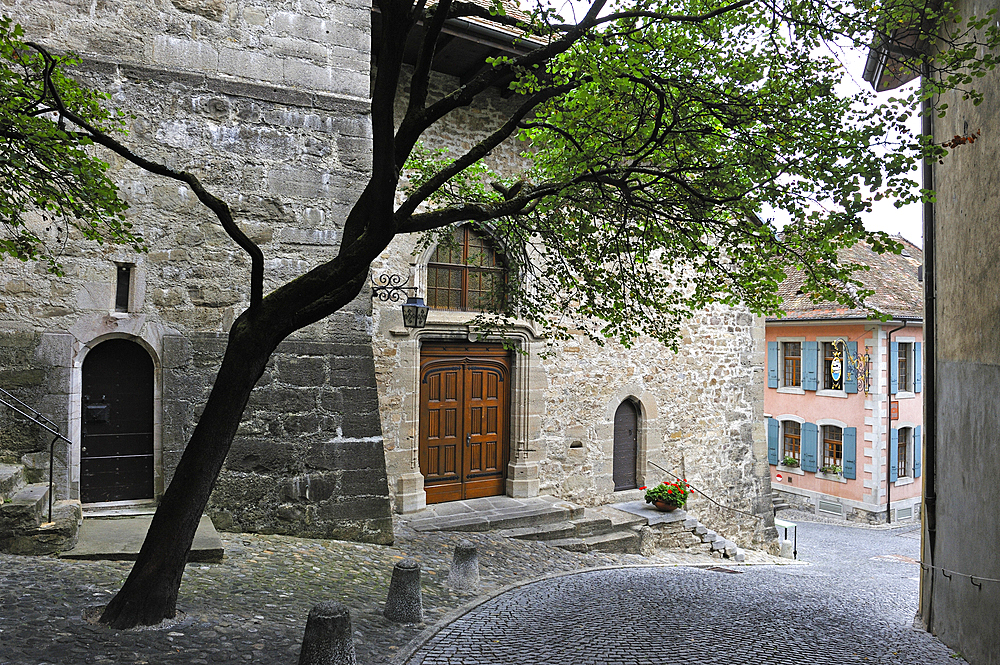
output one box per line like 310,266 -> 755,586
895,337 -> 916,399
894,421 -> 916,486
776,414 -> 805,474
777,337 -> 805,394
816,337 -> 849,398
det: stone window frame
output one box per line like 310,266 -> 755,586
893,420 -> 918,486
776,337 -> 805,395
775,413 -> 805,475
815,337 -> 849,399
815,417 -> 849,483
893,336 -> 917,398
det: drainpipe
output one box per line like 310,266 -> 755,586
919,64 -> 936,626
885,320 -> 909,524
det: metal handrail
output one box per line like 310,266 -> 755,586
0,387 -> 72,523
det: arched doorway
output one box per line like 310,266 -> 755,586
613,400 -> 638,491
81,339 -> 155,503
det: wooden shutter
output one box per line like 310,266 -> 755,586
801,422 -> 818,472
803,341 -> 818,391
768,342 -> 779,388
890,342 -> 899,395
845,341 -> 859,394
889,428 -> 899,482
767,418 -> 779,464
914,342 -> 922,393
914,426 -> 922,478
842,427 -> 857,479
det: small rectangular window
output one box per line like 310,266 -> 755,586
822,425 -> 843,469
782,421 -> 801,463
115,264 -> 132,312
782,342 -> 801,387
898,343 -> 912,392
823,342 -> 844,390
898,428 -> 911,478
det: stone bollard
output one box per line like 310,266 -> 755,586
447,539 -> 480,592
298,601 -> 357,665
384,558 -> 423,623
779,539 -> 794,559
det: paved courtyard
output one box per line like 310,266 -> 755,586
0,515 -> 962,665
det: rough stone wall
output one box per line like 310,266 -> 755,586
372,68 -> 774,547
1,0 -> 392,543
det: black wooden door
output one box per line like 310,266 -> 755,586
81,339 -> 154,503
613,400 -> 638,491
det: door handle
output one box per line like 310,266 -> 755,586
466,433 -> 471,447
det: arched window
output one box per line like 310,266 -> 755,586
426,226 -> 505,311
781,420 -> 801,464
821,425 -> 843,470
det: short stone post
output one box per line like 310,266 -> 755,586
779,539 -> 794,559
298,601 -> 357,665
384,558 -> 423,623
447,539 -> 480,592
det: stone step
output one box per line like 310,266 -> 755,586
548,530 -> 641,554
568,516 -> 613,537
0,483 -> 49,533
503,521 -> 579,541
0,500 -> 82,555
0,464 -> 26,502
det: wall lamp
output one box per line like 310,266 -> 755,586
371,273 -> 429,329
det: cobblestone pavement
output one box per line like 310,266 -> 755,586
400,520 -> 960,665
0,517 -> 959,665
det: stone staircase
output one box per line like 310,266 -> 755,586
771,491 -> 791,513
0,463 -> 81,555
503,502 -> 746,561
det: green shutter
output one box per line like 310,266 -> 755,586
889,428 -> 899,482
890,341 -> 899,394
768,342 -> 779,388
843,427 -> 857,479
767,418 -> 779,464
914,342 -> 922,393
801,422 -> 818,472
803,341 -> 818,391
845,341 -> 859,394
914,426 -> 922,478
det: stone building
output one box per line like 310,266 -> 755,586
1,0 -> 774,552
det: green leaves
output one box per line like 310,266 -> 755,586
394,0 -> 996,349
0,16 -> 140,273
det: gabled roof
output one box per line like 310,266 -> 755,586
769,236 -> 923,322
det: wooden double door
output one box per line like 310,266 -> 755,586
419,343 -> 510,504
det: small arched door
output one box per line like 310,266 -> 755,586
81,339 -> 155,503
613,400 -> 638,491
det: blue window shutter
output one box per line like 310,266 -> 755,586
801,422 -> 818,472
767,418 -> 779,464
843,427 -> 857,479
914,342 -> 922,393
803,341 -> 819,391
845,341 -> 859,394
768,342 -> 779,388
889,428 -> 899,482
890,341 -> 899,395
914,426 -> 922,478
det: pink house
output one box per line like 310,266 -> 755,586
766,237 -> 923,523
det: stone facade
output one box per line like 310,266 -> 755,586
0,0 -> 392,544
373,69 -> 774,548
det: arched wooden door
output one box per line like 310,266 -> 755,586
419,343 -> 510,504
613,400 -> 638,491
81,339 -> 155,503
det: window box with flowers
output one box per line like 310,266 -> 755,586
643,479 -> 692,511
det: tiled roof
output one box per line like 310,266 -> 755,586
769,235 -> 923,321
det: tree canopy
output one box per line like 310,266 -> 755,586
1,0 -> 997,628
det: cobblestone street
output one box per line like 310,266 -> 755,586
0,516 -> 960,665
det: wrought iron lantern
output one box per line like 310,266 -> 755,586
371,273 -> 429,329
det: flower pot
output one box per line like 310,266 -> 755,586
652,500 -> 681,512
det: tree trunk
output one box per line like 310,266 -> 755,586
99,315 -> 278,629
